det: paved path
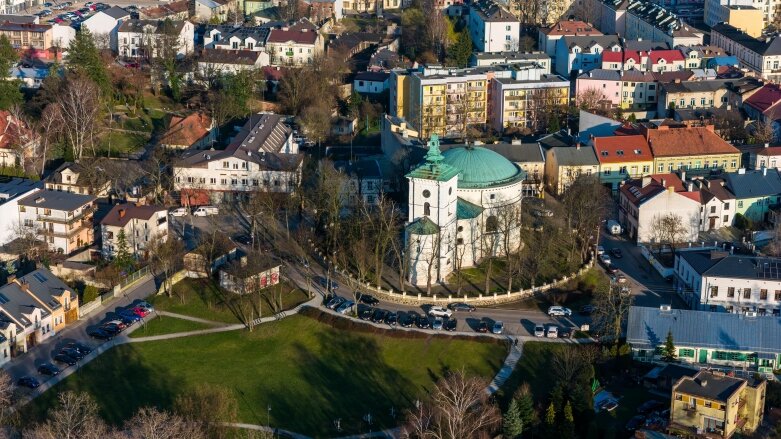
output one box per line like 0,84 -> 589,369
155,310 -> 228,326
487,340 -> 523,396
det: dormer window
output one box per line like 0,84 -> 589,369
601,151 -> 608,156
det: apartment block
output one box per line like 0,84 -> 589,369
711,23 -> 781,81
100,203 -> 168,258
17,189 -> 96,255
0,21 -> 51,49
490,73 -> 569,133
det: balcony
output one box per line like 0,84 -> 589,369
36,206 -> 95,224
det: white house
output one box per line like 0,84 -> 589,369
197,48 -> 269,77
204,25 -> 270,52
353,70 -> 389,94
554,35 -> 622,76
468,0 -> 520,53
265,19 -> 324,66
675,249 -> 781,315
117,19 -> 194,59
0,178 -> 41,246
17,189 -> 96,254
100,203 -> 168,258
81,6 -> 130,52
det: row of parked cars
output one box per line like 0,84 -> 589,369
16,341 -> 93,389
86,301 -> 154,340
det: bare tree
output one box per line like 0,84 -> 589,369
23,392 -> 109,439
125,407 -> 206,439
592,282 -> 633,345
299,102 -> 331,150
174,385 -> 238,439
765,219 -> 781,257
0,370 -> 12,427
575,88 -> 609,113
650,213 -> 688,253
495,200 -> 523,292
750,119 -> 777,144
403,370 -> 501,439
562,175 -> 610,263
480,214 -> 501,295
148,236 -> 185,297
389,232 -> 410,293
52,77 -> 102,160
362,196 -> 400,285
423,0 -> 448,60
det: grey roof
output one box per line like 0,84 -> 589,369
0,282 -> 49,328
355,71 -> 389,83
337,158 -> 383,179
0,14 -> 38,24
578,69 -> 621,81
712,23 -> 781,56
625,40 -> 670,51
723,168 -> 781,198
18,189 -> 95,211
562,35 -> 621,51
17,268 -> 73,309
101,6 -> 130,20
627,305 -> 781,353
470,0 -> 517,22
660,78 -> 736,93
537,130 -> 576,149
0,178 -> 42,204
578,110 -> 621,143
471,51 -> 549,60
549,145 -> 599,166
675,371 -> 746,401
678,250 -> 781,280
118,19 -> 187,34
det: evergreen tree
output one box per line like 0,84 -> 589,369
113,229 -> 134,273
0,35 -> 17,73
67,29 -> 110,94
348,90 -> 362,118
503,398 -> 523,439
545,402 -> 556,426
0,35 -> 22,110
446,29 -> 473,68
662,330 -> 677,362
560,401 -> 575,438
516,391 -> 535,430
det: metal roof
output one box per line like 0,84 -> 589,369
724,168 -> 781,199
627,306 -> 781,353
678,250 -> 781,280
17,189 -> 95,212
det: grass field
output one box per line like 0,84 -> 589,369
24,315 -> 506,437
127,316 -> 214,338
150,278 -> 310,324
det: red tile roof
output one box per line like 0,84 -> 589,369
540,20 -> 602,36
643,126 -> 739,157
744,83 -> 781,115
620,173 -> 687,206
0,111 -> 34,150
100,203 -> 166,227
593,135 -> 652,164
756,146 -> 781,156
602,50 -> 641,64
648,50 -> 684,63
161,113 -> 211,147
267,21 -> 318,44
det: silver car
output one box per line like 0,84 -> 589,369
432,317 -> 444,330
336,300 -> 354,314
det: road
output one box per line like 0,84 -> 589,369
2,276 -> 157,386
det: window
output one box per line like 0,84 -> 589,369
643,165 -> 650,173
422,189 -> 431,198
424,202 -> 430,216
744,288 -> 752,299
738,201 -> 744,208
505,25 -> 511,31
710,206 -> 716,213
679,348 -> 695,358
723,215 -> 728,222
761,289 -> 768,300
728,287 -> 735,298
724,202 -> 730,209
711,286 -> 719,297
222,161 -> 229,168
775,290 -> 781,301
486,215 -> 498,232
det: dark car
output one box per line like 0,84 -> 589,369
579,305 -> 596,315
60,348 -> 85,360
449,302 -> 475,312
625,415 -> 645,431
232,234 -> 252,246
559,327 -> 574,338
101,323 -> 123,334
610,248 -> 623,259
444,318 -> 457,331
53,353 -> 78,366
359,307 -> 373,320
371,309 -> 387,323
400,313 -> 414,328
359,294 -> 379,305
37,363 -> 60,376
385,312 -> 398,326
17,376 -> 40,389
416,315 -> 431,329
117,310 -> 142,323
477,321 -> 489,333
605,264 -> 619,274
87,328 -> 113,340
637,400 -> 663,414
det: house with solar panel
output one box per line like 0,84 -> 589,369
627,306 -> 781,376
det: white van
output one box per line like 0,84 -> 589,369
606,220 -> 622,235
193,206 -> 219,216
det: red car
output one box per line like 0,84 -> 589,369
132,306 -> 150,317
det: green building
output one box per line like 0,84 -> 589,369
724,167 -> 781,223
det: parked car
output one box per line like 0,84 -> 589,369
534,324 -> 545,337
326,296 -> 343,309
547,306 -> 572,316
137,301 -> 154,312
599,254 -> 612,266
605,264 -> 619,274
359,308 -> 373,320
104,320 -> 127,330
428,306 -> 453,318
491,321 -> 504,334
626,415 -> 645,431
371,309 -> 387,323
117,310 -> 142,322
400,313 -> 415,328
416,315 -> 431,329
336,300 -> 354,314
579,305 -> 596,315
533,208 -> 553,217
606,220 -> 622,235
193,205 -> 218,216
37,363 -> 60,376
318,277 -> 339,292
599,399 -> 618,412
432,317 -> 444,330
118,315 -> 137,326
17,376 -> 40,389
132,306 -> 151,317
232,234 -> 252,246
87,327 -> 113,340
66,342 -> 92,355
448,302 -> 475,312
385,312 -> 398,326
444,318 -> 457,331
60,348 -> 85,360
100,324 -> 122,335
610,248 -> 623,259
614,273 -> 627,283
53,353 -> 78,366
596,245 -> 605,255
546,325 -> 558,338
477,321 -> 489,333
359,294 -> 379,305
559,327 -> 574,338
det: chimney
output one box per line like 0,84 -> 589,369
680,170 -> 686,181
674,78 -> 681,84
642,175 -> 652,188
119,209 -> 126,218
661,178 -> 667,187
765,143 -> 770,148
687,181 -> 694,191
240,256 -> 248,267
700,378 -> 708,387
7,274 -> 16,283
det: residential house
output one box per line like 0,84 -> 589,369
711,23 -> 781,81
628,305 -> 781,372
331,116 -> 357,136
618,173 -> 700,242
0,110 -> 39,169
596,0 -> 703,47
160,113 -> 215,149
745,144 -> 781,170
0,278 -> 54,355
678,45 -> 727,69
190,0 -> 237,22
117,19 -> 195,59
670,371 -> 765,438
44,161 -> 111,197
173,113 -> 303,204
353,70 -> 390,95
100,203 -> 168,258
327,32 -> 384,60
576,69 -> 658,110
0,21 -> 52,50
467,0 -> 520,54
600,49 -> 685,72
696,177 -> 736,231
336,158 -> 394,205
743,83 -> 781,138
219,255 -> 281,294
643,124 -> 741,174
676,249 -> 781,313
265,19 -> 323,66
714,5 -> 764,38
309,0 -> 343,21
183,238 -> 237,275
15,268 -> 78,329
469,51 -> 551,71
8,66 -> 50,89
656,79 -> 735,116
139,0 -> 190,20
0,178 -> 41,246
82,6 -> 130,51
554,35 -> 622,77
594,134 -> 654,190
489,73 -> 570,133
673,108 -> 744,140
203,25 -> 270,52
538,20 -> 602,56
197,49 -> 269,76
723,167 -> 781,222
544,144 -> 599,194
17,190 -> 96,254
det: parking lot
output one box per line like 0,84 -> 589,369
24,0 -> 165,24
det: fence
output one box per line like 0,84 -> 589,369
78,266 -> 152,319
120,266 -> 151,289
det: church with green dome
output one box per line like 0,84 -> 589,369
405,135 -> 525,286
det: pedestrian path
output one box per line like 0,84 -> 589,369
155,311 -> 227,326
486,339 -> 523,395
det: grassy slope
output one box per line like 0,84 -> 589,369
24,315 -> 506,437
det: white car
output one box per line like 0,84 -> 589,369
596,245 -> 605,255
428,306 -> 453,318
599,254 -> 612,265
193,206 -> 218,216
169,207 -> 188,217
546,325 -> 558,338
547,306 -> 572,317
534,324 -> 545,337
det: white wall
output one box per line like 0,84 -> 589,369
635,189 -> 700,243
0,187 -> 39,246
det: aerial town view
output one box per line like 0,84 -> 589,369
3,0 -> 781,436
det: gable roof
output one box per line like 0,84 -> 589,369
101,6 -> 130,20
100,203 -> 166,227
549,145 -> 599,166
619,173 -> 688,206
627,305 -> 781,354
267,20 -> 319,44
562,35 -> 621,51
540,20 -> 601,36
0,110 -> 35,150
712,23 -> 781,56
644,126 -> 739,157
723,168 -> 781,198
649,49 -> 684,63
744,83 -> 781,116
17,267 -> 74,308
593,135 -> 652,164
161,113 -> 212,147
17,189 -> 95,211
199,48 -> 262,65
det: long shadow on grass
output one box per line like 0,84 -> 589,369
20,344 -> 185,427
256,330 -> 424,437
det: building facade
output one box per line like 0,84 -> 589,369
17,190 -> 96,254
467,0 -> 520,53
100,203 -> 168,258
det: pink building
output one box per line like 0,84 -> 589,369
576,69 -> 623,107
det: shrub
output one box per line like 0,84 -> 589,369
83,285 -> 100,304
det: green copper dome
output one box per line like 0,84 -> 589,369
442,146 -> 523,189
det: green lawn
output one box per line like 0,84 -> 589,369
23,315 -> 506,436
98,131 -> 150,156
151,278 -> 310,324
128,316 -> 214,338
